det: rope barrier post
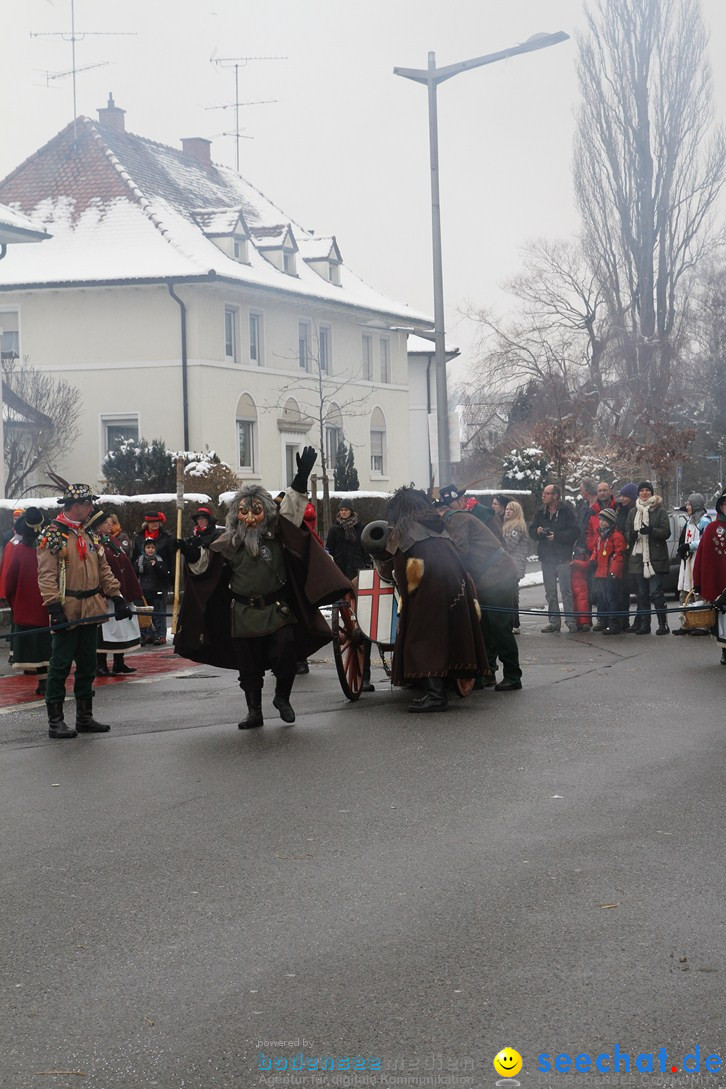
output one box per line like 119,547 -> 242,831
171,456 -> 184,636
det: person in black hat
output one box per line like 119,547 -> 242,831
176,506 -> 223,566
37,482 -> 131,739
438,485 -> 504,541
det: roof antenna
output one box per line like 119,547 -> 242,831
31,0 -> 135,148
209,55 -> 286,171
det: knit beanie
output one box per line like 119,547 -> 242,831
598,507 -> 617,526
637,481 -> 654,495
618,483 -> 638,502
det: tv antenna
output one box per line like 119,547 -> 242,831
31,0 -> 135,143
210,55 -> 286,170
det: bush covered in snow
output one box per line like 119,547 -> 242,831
501,447 -> 553,499
102,441 -> 239,501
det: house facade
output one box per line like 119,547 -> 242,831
0,96 -> 432,494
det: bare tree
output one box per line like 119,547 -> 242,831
575,0 -> 726,435
266,320 -> 373,535
2,357 -> 81,497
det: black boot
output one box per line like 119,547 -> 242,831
75,697 -> 110,733
112,654 -> 136,674
408,677 -> 448,713
47,701 -> 77,740
655,611 -> 670,635
721,649 -> 726,666
96,657 -> 111,677
35,677 -> 47,697
272,676 -> 296,723
238,687 -> 264,729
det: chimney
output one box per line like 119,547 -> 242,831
181,137 -> 212,166
97,92 -> 126,133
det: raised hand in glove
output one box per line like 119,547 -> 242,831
639,524 -> 651,535
47,602 -> 68,628
291,445 -> 318,493
113,596 -> 133,621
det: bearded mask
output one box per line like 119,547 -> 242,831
238,498 -> 267,528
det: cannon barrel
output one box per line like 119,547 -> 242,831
361,519 -> 391,556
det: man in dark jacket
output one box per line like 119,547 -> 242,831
614,483 -> 638,631
529,484 -> 579,633
325,500 -> 370,580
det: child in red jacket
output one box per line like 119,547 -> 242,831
592,507 -> 628,633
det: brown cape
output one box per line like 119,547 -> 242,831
173,518 -> 353,669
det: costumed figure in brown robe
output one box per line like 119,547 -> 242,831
173,447 -> 352,729
380,487 -> 487,713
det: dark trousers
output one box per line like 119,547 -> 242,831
233,625 -> 297,691
635,571 -> 666,630
593,576 -> 623,630
151,591 -> 167,640
46,624 -> 99,704
480,581 -> 522,683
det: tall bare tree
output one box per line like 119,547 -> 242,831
575,0 -> 726,435
2,357 -> 81,497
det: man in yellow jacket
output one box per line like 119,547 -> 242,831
37,483 -> 129,739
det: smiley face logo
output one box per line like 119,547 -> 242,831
493,1047 -> 523,1078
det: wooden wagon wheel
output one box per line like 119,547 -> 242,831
331,593 -> 366,702
455,677 -> 475,698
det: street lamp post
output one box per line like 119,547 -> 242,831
394,31 -> 569,487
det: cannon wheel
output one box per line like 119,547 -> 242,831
331,593 -> 365,701
455,677 -> 475,698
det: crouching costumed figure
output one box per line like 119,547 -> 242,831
174,448 -> 352,728
378,487 -> 487,713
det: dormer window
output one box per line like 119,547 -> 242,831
233,235 -> 249,263
191,207 -> 251,264
250,224 -> 299,276
300,236 -> 343,286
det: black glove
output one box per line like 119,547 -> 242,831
678,542 -> 691,561
291,445 -> 317,493
113,596 -> 132,621
48,602 -> 68,628
639,524 -> 651,535
182,540 -> 201,564
714,589 -> 726,613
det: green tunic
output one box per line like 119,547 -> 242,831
228,537 -> 296,637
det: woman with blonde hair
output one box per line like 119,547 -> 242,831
502,500 -> 530,633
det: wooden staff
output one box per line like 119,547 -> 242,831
171,456 -> 184,635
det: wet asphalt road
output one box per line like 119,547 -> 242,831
1,590 -> 724,1089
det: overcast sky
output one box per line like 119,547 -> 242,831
3,0 -> 726,376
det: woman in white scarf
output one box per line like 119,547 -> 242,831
626,481 -> 672,634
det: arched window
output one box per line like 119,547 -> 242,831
235,392 -> 258,473
325,403 -> 344,473
370,407 -> 387,477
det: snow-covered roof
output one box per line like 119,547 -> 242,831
190,207 -> 247,236
299,235 -> 342,263
0,492 -> 211,511
407,332 -> 459,358
0,115 -> 429,325
0,201 -> 50,245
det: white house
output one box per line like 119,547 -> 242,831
0,95 -> 432,493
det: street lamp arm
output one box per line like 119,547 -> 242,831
393,31 -> 569,86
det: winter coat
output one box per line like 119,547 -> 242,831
592,528 -> 628,580
102,535 -> 143,601
585,497 -> 616,556
4,540 -> 47,627
37,518 -> 121,623
467,501 -> 504,541
692,516 -> 726,604
529,502 -> 579,565
442,509 -> 518,593
136,554 -> 171,596
626,497 -> 671,574
502,525 -> 530,580
325,519 -> 370,580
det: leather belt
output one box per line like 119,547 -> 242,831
64,586 -> 103,599
231,585 -> 286,608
